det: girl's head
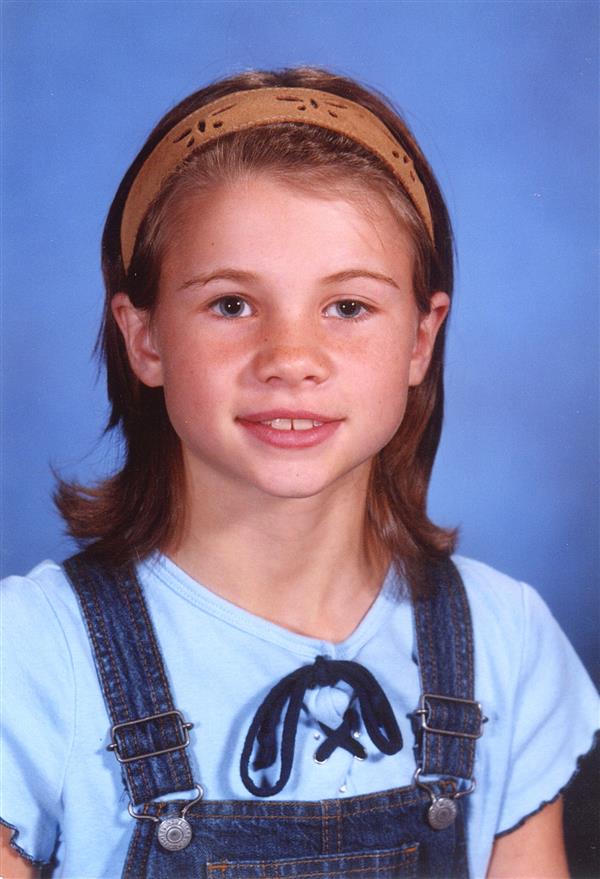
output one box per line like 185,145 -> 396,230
58,67 -> 456,593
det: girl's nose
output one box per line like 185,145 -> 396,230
252,321 -> 332,387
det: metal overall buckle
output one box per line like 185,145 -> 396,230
107,710 -> 200,851
128,784 -> 204,851
414,693 -> 487,740
107,709 -> 194,763
413,694 -> 486,831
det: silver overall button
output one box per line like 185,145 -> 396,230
157,816 -> 193,851
427,796 -> 458,830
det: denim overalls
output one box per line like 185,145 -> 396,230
63,554 -> 485,879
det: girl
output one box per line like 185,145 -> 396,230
1,67 -> 597,879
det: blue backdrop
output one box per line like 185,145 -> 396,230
2,0 -> 598,681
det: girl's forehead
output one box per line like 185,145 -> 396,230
158,174 -> 414,284
166,171 -> 410,246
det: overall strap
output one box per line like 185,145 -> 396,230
413,558 -> 485,781
63,552 -> 195,806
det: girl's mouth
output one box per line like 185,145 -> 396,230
237,412 -> 341,449
260,418 -> 323,431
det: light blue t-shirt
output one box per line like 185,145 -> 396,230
1,554 -> 598,878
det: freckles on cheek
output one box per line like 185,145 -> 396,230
368,367 -> 412,429
162,346 -> 231,405
163,356 -> 196,385
367,354 -> 412,394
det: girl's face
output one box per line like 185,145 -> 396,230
114,175 -> 448,506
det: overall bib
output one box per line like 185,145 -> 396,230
63,555 -> 485,879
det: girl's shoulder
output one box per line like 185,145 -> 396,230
451,553 -> 593,697
453,553 -> 560,644
2,558 -> 77,639
3,558 -> 74,595
451,555 -> 598,842
2,559 -> 83,647
453,552 -> 530,605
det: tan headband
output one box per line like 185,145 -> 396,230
121,87 -> 434,271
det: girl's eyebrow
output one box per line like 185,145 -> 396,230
177,269 -> 259,291
322,269 -> 400,290
178,268 -> 401,293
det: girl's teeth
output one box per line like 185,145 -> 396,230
264,418 -> 323,431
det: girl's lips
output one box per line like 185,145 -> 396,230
237,414 -> 342,449
239,410 -> 337,423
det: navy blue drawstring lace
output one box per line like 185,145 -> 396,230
315,706 -> 365,762
240,655 -> 403,797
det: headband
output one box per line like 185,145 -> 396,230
121,87 -> 434,271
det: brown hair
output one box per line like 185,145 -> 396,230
55,67 -> 457,595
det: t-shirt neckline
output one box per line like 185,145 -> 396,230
140,553 -> 405,661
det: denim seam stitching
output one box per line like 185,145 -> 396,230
187,794 -> 425,821
208,846 -> 420,876
449,585 -> 464,773
120,577 -> 182,791
127,571 -> 192,789
87,572 -> 152,798
79,566 -> 150,794
458,570 -> 476,776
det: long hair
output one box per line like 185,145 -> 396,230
55,67 -> 457,596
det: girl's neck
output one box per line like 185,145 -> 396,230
165,470 -> 388,643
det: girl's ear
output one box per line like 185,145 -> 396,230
408,291 -> 450,386
111,293 -> 164,388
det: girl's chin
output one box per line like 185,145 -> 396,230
180,449 -> 373,505
241,463 -> 371,503
247,477 -> 344,501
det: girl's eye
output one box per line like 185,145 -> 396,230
209,296 -> 252,318
325,300 -> 369,319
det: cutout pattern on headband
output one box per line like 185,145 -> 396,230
121,87 -> 434,271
